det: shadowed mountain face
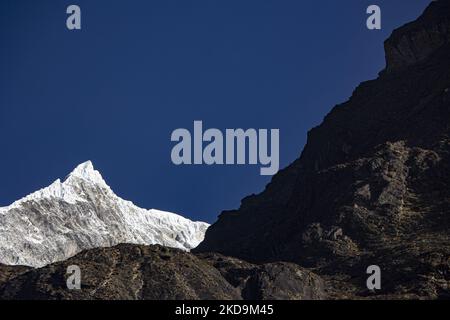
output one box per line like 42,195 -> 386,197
195,1 -> 450,298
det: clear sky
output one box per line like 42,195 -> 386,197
0,0 -> 431,223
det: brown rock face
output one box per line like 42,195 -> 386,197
195,1 -> 450,299
0,244 -> 326,300
0,244 -> 240,300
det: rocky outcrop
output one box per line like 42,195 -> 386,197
195,1 -> 450,299
385,1 -> 450,71
0,264 -> 30,288
199,253 -> 326,300
1,1 -> 449,301
0,244 -> 326,300
0,244 -> 240,300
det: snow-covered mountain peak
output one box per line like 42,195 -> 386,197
0,162 -> 209,267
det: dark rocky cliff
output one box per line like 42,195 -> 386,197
195,0 -> 450,298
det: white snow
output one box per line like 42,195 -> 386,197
0,161 -> 209,267
65,161 -> 109,188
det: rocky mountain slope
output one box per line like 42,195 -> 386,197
196,1 -> 450,298
0,161 -> 209,268
0,244 -> 325,300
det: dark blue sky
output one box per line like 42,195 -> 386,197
1,0 -> 431,223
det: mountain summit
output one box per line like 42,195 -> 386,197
65,161 -> 109,187
0,162 -> 209,268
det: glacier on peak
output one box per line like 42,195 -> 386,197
0,161 -> 209,268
